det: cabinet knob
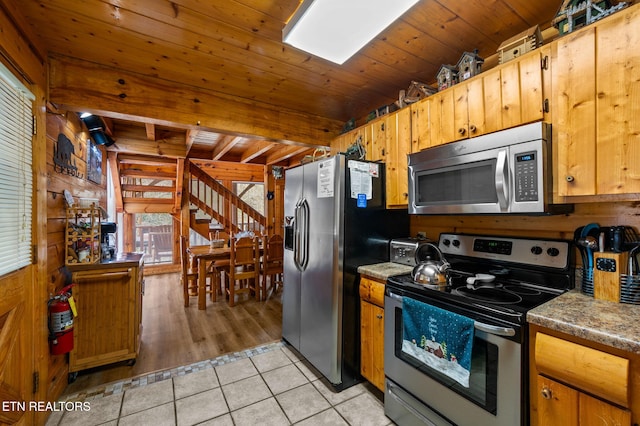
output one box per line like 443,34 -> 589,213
458,128 -> 466,135
376,314 -> 383,319
541,387 -> 552,400
469,124 -> 477,133
565,175 -> 575,183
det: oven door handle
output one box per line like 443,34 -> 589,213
474,321 -> 516,337
387,292 -> 516,337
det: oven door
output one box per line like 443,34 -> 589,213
384,291 -> 523,426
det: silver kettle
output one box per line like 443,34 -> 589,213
411,243 -> 451,286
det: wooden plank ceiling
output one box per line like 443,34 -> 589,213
19,0 -> 562,166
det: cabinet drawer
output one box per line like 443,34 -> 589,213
359,277 -> 385,307
535,332 -> 629,408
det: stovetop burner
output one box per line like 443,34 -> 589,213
387,233 -> 575,324
452,286 -> 523,305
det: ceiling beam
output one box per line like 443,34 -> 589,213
185,130 -> 197,156
266,145 -> 310,165
211,135 -> 243,161
240,141 -> 275,163
49,55 -> 339,149
118,154 -> 178,166
145,123 -> 156,141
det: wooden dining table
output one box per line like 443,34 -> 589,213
187,245 -> 231,310
187,242 -> 264,310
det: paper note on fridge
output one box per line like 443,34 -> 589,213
348,160 -> 378,200
317,159 -> 335,198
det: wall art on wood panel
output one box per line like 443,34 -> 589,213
53,133 -> 83,178
87,140 -> 102,184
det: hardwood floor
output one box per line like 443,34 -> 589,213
63,272 -> 283,395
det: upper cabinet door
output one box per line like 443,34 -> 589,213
553,27 -> 597,197
595,7 -> 640,195
554,4 -> 640,198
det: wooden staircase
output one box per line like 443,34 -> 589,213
113,154 -> 266,239
188,162 -> 266,238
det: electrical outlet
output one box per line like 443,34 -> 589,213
417,231 -> 426,238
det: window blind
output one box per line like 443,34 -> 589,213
0,62 -> 35,277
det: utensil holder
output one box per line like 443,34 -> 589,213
578,267 -> 594,296
620,274 -> 640,305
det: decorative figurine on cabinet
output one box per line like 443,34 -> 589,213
553,0 -> 629,35
436,65 -> 458,91
456,50 -> 484,82
497,25 -> 543,64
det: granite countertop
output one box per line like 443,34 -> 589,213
527,290 -> 640,354
358,262 -> 413,281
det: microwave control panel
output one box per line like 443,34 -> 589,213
514,151 -> 538,202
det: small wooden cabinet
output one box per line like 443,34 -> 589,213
67,254 -> 144,377
359,276 -> 386,391
529,326 -> 637,425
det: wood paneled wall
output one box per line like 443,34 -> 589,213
411,202 -> 640,265
45,110 -> 107,402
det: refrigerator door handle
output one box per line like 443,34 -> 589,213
293,200 -> 302,270
298,198 -> 310,270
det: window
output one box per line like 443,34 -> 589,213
0,62 -> 34,276
133,213 -> 174,265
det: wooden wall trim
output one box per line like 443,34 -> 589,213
48,55 -> 341,148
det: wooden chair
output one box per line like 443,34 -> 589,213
222,236 -> 260,307
151,226 -> 173,263
180,236 -> 214,307
261,234 -> 283,298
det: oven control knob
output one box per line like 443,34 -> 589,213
531,246 -> 543,255
442,239 -> 451,246
452,240 -> 460,247
547,247 -> 560,257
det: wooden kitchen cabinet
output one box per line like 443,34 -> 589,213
536,375 -> 631,426
529,326 -> 637,425
359,276 -> 385,391
366,115 -> 387,162
412,50 -> 545,151
67,254 -> 144,377
385,107 -> 412,208
554,4 -> 640,198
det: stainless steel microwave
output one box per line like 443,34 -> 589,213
408,122 -> 573,215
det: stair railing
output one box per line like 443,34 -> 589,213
188,162 -> 266,236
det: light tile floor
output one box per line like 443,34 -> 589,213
46,341 -> 393,426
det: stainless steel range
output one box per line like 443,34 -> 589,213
384,233 -> 574,426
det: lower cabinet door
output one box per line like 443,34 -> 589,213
361,299 -> 385,391
579,393 -> 631,426
536,375 -> 632,426
537,375 -> 578,426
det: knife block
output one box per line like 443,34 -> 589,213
593,252 -> 628,302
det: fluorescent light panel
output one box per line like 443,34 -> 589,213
283,0 -> 419,65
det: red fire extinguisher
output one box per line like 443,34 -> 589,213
48,284 -> 76,355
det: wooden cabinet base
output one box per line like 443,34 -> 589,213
68,255 -> 144,373
360,276 -> 385,391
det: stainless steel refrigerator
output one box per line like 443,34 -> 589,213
282,154 -> 409,390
